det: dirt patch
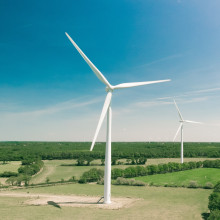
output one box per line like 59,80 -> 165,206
30,165 -> 55,184
0,192 -> 139,210
0,178 -> 8,185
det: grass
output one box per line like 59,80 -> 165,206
30,158 -> 220,184
30,158 -> 219,184
0,161 -> 21,185
135,168 -> 220,187
0,161 -> 21,173
0,183 -> 211,220
0,158 -> 216,219
145,157 -> 219,165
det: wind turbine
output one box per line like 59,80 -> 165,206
173,99 -> 202,164
65,32 -> 171,204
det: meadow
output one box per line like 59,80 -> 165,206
0,184 -> 211,220
1,158 -> 219,185
30,158 -> 219,184
0,143 -> 219,219
135,168 -> 220,187
0,161 -> 21,173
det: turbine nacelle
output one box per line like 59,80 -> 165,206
173,99 -> 202,142
105,87 -> 113,93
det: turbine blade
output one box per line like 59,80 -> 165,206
173,99 -> 184,121
173,124 -> 182,142
184,120 -> 203,124
90,92 -> 112,151
113,79 -> 170,89
65,32 -> 112,88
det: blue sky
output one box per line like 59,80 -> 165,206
0,0 -> 220,141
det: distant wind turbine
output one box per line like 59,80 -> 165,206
173,99 -> 202,163
65,32 -> 171,204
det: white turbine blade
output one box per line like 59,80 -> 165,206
184,120 -> 203,124
65,32 -> 112,88
173,124 -> 182,142
90,92 -> 112,151
113,79 -> 170,89
173,99 -> 184,121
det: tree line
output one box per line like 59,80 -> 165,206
207,181 -> 220,219
0,142 -> 220,161
5,158 -> 44,186
79,159 -> 220,183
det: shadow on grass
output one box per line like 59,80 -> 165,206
47,201 -> 61,209
201,212 -> 210,220
47,196 -> 104,209
58,201 -> 103,205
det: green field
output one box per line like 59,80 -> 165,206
0,161 -> 21,173
1,158 -> 219,186
135,168 -> 220,187
0,158 -> 218,219
0,161 -> 21,185
30,158 -> 219,184
0,184 -> 211,220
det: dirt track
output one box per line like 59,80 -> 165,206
0,192 -> 139,210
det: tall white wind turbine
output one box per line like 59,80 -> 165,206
173,99 -> 202,164
65,32 -> 171,204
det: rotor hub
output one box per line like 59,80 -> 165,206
105,87 -> 113,93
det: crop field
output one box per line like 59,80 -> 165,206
0,184 -> 210,220
135,168 -> 220,187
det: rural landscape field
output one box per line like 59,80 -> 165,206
0,142 -> 220,219
1,1 -> 220,219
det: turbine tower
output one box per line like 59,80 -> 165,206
65,32 -> 171,204
173,99 -> 202,164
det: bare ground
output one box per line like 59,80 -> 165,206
0,192 -> 140,210
30,164 -> 55,184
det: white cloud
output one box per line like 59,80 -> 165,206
138,54 -> 182,68
0,97 -> 102,117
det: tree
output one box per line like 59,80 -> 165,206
214,181 -> 220,193
21,157 -> 35,165
111,168 -> 124,179
138,157 -> 147,165
208,210 -> 220,220
112,157 -> 117,165
101,158 -> 105,166
208,192 -> 220,211
124,167 -> 137,178
6,176 -> 16,186
80,168 -> 104,182
1,155 -> 9,164
126,159 -> 131,165
77,158 -> 85,166
136,166 -> 147,176
147,165 -> 158,175
46,177 -> 50,184
22,175 -> 31,186
86,157 -> 93,166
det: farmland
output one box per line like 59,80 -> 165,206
0,142 -> 220,219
